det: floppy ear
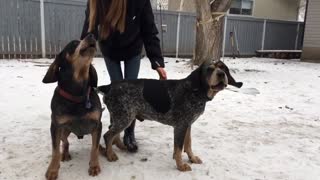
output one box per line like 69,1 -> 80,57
42,53 -> 62,83
216,61 -> 243,88
89,64 -> 98,87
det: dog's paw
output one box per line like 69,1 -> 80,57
190,156 -> 202,164
106,152 -> 118,162
123,134 -> 138,153
45,170 -> 58,180
61,152 -> 72,162
126,143 -> 138,153
88,165 -> 101,176
177,163 -> 192,172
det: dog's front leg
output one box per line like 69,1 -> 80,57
184,127 -> 202,164
61,129 -> 71,162
173,126 -> 192,171
102,128 -> 119,162
89,122 -> 102,176
46,123 -> 62,180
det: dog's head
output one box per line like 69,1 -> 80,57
42,33 -> 97,84
190,60 -> 243,100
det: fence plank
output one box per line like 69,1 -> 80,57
0,0 -> 304,58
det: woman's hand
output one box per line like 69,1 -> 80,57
156,67 -> 167,80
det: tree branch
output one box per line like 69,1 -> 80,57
210,0 -> 232,12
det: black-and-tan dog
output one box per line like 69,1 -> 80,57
43,34 -> 103,180
98,61 -> 243,171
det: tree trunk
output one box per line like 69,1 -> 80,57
193,0 -> 231,65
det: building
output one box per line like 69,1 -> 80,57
301,0 -> 320,62
168,0 -> 300,21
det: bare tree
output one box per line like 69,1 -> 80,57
298,0 -> 306,21
193,0 -> 232,65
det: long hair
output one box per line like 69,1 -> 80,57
88,0 -> 127,39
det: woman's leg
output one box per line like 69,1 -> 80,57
123,55 -> 141,152
104,57 -> 123,129
124,55 -> 141,80
104,56 -> 123,82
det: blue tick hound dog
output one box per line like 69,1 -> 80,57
98,61 -> 243,171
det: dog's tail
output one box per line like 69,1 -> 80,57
96,85 -> 111,96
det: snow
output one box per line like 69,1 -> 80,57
0,57 -> 320,180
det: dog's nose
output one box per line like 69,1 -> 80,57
87,33 -> 95,39
217,70 -> 225,79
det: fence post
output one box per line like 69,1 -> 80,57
295,23 -> 300,50
222,15 -> 228,59
176,0 -> 184,58
159,4 -> 164,51
40,0 -> 46,58
261,19 -> 267,50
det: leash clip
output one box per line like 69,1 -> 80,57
85,97 -> 92,109
85,87 -> 92,109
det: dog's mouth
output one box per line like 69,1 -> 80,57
79,42 -> 96,55
80,42 -> 96,51
211,81 -> 227,91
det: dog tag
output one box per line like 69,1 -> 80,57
85,99 -> 92,109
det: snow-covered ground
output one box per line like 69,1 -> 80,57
0,57 -> 320,180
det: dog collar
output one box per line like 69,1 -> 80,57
57,86 -> 92,108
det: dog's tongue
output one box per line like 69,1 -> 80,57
229,81 -> 243,88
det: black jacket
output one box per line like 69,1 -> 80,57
81,0 -> 164,70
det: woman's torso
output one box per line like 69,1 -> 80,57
98,0 -> 147,60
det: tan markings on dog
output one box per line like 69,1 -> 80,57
84,110 -> 101,121
207,65 -> 219,87
106,135 -> 118,162
206,65 -> 228,99
56,115 -> 73,125
45,130 -> 62,180
68,52 -> 92,82
61,129 -> 71,162
113,134 -> 127,150
89,129 -> 101,176
174,146 -> 192,171
207,89 -> 218,99
183,127 -> 191,153
66,39 -> 94,82
183,128 -> 203,164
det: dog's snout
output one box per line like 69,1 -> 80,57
216,70 -> 225,79
84,33 -> 96,44
87,33 -> 95,39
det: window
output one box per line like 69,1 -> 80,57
229,0 -> 254,16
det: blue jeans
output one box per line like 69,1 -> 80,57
104,55 -> 141,82
103,55 -> 141,152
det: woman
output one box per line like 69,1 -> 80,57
81,0 -> 167,152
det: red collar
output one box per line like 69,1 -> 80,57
57,86 -> 91,104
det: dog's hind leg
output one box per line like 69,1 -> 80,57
88,122 -> 102,176
45,123 -> 62,180
61,129 -> 71,162
183,127 -> 202,164
173,126 -> 192,171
